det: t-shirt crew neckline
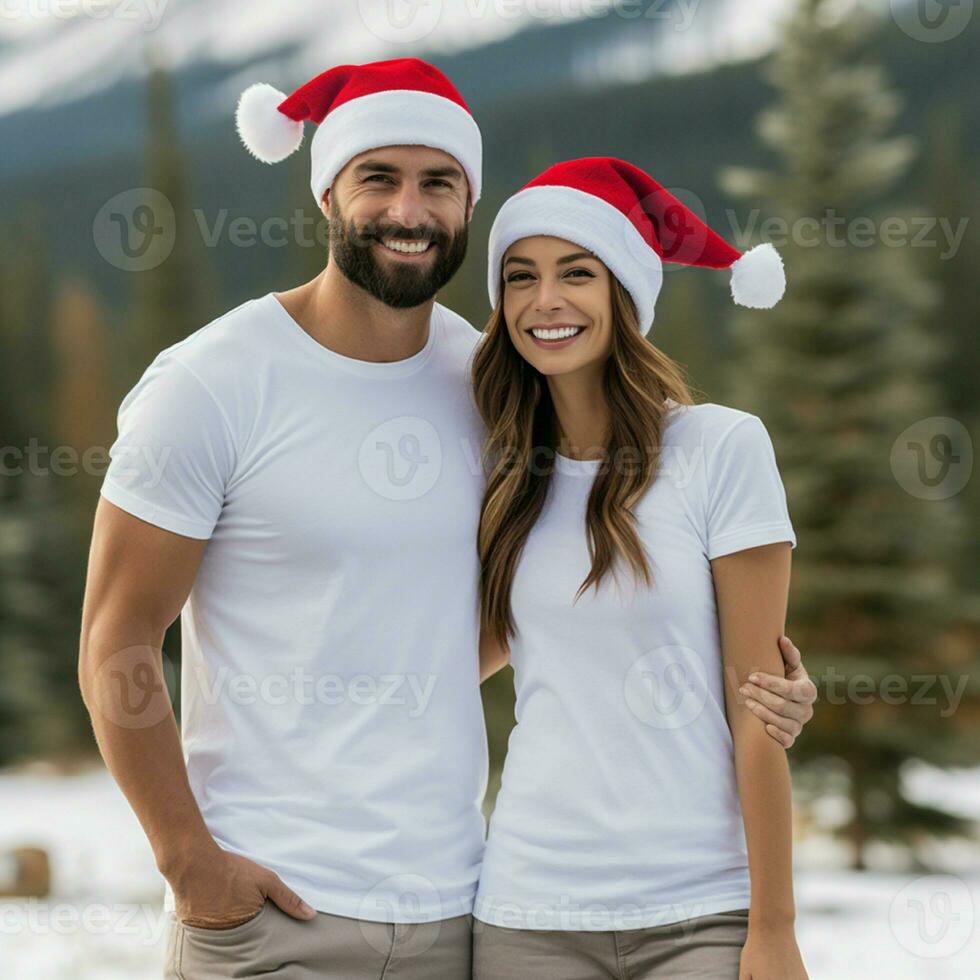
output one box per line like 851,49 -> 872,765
555,398 -> 683,477
266,291 -> 441,379
555,450 -> 603,477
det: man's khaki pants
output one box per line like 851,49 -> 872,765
163,899 -> 473,979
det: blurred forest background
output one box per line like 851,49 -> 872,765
1,0 -> 978,888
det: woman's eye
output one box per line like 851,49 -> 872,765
506,269 -> 594,284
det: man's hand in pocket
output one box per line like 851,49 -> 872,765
165,841 -> 317,929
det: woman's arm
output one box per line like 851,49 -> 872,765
479,628 -> 510,683
712,541 -> 808,980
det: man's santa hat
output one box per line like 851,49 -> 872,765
235,57 -> 482,208
487,157 -> 785,331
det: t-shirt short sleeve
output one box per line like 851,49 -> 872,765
99,353 -> 235,539
704,414 -> 797,560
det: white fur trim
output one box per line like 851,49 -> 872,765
487,185 -> 662,332
729,242 -> 785,308
236,83 -> 305,164
309,89 -> 482,206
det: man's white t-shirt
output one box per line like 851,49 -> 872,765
100,292 -> 489,923
474,401 -> 797,931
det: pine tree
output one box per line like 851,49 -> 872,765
922,103 -> 980,590
717,0 -> 978,868
651,267 -> 718,402
286,148 -> 330,286
0,525 -> 33,766
52,276 -> 115,484
0,207 -> 55,764
0,204 -> 54,440
129,48 -> 212,377
30,277 -> 119,758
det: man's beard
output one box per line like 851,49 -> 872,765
328,198 -> 468,309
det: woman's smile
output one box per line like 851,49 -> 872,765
527,322 -> 587,349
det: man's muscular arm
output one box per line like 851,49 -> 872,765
78,498 -> 316,928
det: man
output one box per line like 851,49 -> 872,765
78,58 -> 816,979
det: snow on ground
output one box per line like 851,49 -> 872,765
0,765 -> 167,979
1,765 -> 978,979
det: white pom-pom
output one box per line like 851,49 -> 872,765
235,83 -> 304,164
729,242 -> 786,309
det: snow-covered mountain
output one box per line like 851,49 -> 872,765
0,0 -> 801,116
0,0 -> 817,180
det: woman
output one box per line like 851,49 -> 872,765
471,158 -> 809,979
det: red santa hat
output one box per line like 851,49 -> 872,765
487,157 -> 785,331
235,57 -> 482,208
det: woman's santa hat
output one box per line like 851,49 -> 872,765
235,57 -> 482,208
487,157 -> 785,331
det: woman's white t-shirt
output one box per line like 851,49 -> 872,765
474,400 -> 797,931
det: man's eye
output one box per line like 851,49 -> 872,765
364,175 -> 393,183
427,179 -> 452,188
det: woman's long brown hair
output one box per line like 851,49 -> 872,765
473,274 -> 697,647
